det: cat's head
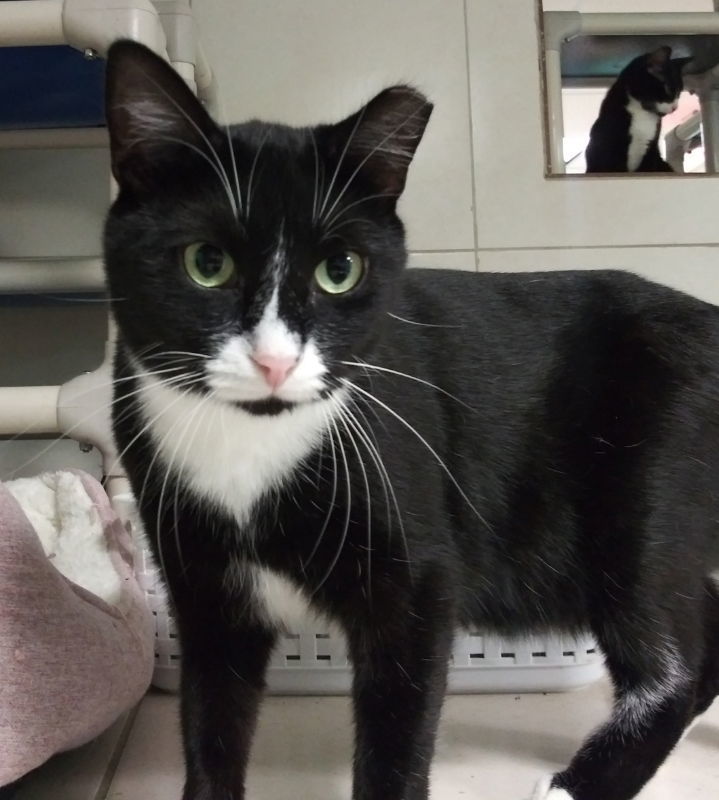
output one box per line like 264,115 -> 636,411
104,41 -> 432,415
621,46 -> 692,115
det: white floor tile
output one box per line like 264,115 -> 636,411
107,682 -> 719,799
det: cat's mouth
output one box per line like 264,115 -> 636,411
228,385 -> 337,416
204,334 -> 331,411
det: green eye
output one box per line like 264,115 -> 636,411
183,242 -> 235,288
314,251 -> 365,295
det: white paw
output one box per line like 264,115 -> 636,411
530,775 -> 573,800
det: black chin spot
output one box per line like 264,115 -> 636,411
236,398 -> 297,416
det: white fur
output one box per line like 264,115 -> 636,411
616,647 -> 688,732
6,471 -> 123,606
253,566 -> 318,629
206,333 -> 327,404
206,289 -> 327,405
253,287 -> 299,360
222,559 -> 322,629
626,96 -> 660,171
531,775 -> 572,800
139,370 -> 343,527
137,254 -> 341,625
656,100 -> 678,116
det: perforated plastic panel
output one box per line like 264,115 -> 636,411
135,538 -> 604,695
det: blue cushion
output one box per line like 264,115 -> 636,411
0,45 -> 105,130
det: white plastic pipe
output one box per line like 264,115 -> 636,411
544,12 -> 719,49
700,92 -> 719,174
0,386 -> 60,435
62,0 -> 166,57
0,259 -> 106,294
573,12 -> 719,37
545,48 -> 565,175
57,353 -> 120,475
0,1 -> 64,46
195,44 -> 217,111
0,128 -> 108,150
664,111 -> 701,173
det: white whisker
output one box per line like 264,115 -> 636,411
343,378 -> 493,534
224,122 -> 244,216
104,374 -> 205,478
311,415 -> 352,596
336,404 -> 372,603
321,106 -> 426,224
339,395 -> 412,577
303,407 -> 339,573
318,106 -> 367,220
309,128 -> 321,224
137,76 -> 239,219
321,192 -> 398,234
387,311 -> 461,329
3,369 -> 194,478
164,389 -> 216,579
343,358 -> 475,412
319,217 -> 369,244
246,129 -> 271,222
140,133 -> 239,219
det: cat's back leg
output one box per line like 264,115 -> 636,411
532,594 -> 702,800
692,576 -> 719,719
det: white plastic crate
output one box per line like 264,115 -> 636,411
134,542 -> 605,695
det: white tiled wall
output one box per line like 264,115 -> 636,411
468,1 -> 719,254
190,0 -> 476,254
2,0 -> 719,387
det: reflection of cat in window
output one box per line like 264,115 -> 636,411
585,46 -> 691,173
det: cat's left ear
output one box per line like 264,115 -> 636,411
646,46 -> 672,77
105,39 -> 221,192
324,85 -> 433,198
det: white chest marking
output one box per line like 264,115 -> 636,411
626,96 -> 660,172
138,371 -> 343,527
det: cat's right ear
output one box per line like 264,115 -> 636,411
105,40 -> 220,192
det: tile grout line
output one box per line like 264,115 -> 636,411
475,242 -> 719,253
92,703 -> 142,800
462,0 -> 481,272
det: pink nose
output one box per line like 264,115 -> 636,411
251,352 -> 297,390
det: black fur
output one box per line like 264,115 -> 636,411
585,46 -> 691,173
104,41 -> 719,800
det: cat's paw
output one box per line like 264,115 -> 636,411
529,775 -> 574,800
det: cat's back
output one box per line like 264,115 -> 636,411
398,268 -> 719,390
401,267 -> 717,323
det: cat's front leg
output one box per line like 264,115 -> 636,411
347,568 -> 455,800
176,601 -> 276,800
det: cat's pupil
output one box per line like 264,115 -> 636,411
326,253 -> 352,284
195,244 -> 224,277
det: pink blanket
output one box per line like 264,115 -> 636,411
0,472 -> 153,785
